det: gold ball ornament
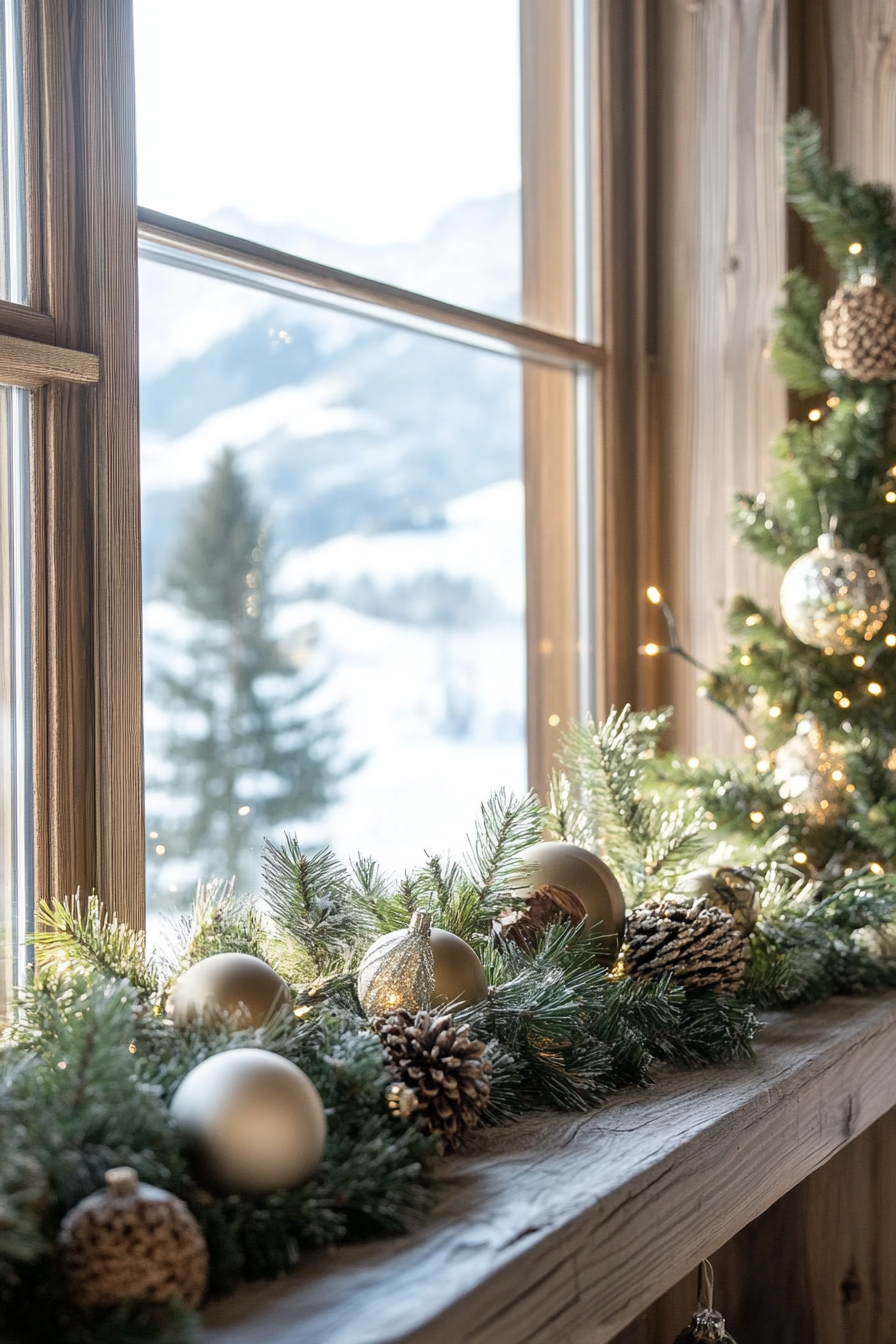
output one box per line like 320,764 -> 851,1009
676,866 -> 760,934
821,278 -> 896,382
511,841 -> 626,963
170,1048 -> 327,1196
430,927 -> 488,1008
57,1167 -> 208,1314
168,952 -> 291,1029
779,532 -> 890,651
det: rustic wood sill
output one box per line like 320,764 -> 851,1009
199,994 -> 896,1344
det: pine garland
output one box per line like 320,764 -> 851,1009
4,708 -> 896,1342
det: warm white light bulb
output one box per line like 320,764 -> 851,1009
646,586 -> 662,605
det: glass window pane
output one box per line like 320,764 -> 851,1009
140,258 -> 526,932
0,0 -> 26,305
133,0 -> 521,319
0,385 -> 32,1014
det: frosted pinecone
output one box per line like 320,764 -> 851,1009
622,895 -> 746,994
373,1009 -> 491,1151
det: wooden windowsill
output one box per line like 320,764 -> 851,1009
199,993 -> 896,1344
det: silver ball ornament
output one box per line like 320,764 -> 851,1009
168,952 -> 291,1029
513,841 -> 626,964
170,1048 -> 327,1196
779,532 -> 890,651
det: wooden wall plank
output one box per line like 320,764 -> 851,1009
654,0 -> 787,756
597,0 -> 654,717
36,0 -> 143,925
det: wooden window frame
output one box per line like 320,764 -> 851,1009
1,0 -> 645,937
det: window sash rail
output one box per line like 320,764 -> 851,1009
137,207 -> 605,372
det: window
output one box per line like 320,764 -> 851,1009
134,2 -> 603,926
0,0 -> 636,950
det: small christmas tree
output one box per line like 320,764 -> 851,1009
146,447 -> 339,893
663,113 -> 896,878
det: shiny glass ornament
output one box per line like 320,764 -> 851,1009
773,714 -> 847,824
779,532 -> 890,651
356,910 -> 435,1017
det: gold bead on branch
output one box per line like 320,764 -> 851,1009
374,1009 -> 491,1151
57,1167 -> 208,1315
821,277 -> 896,382
623,895 -> 747,994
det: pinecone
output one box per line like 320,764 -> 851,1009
622,895 -> 746,993
821,280 -> 896,382
57,1167 -> 208,1314
373,1009 -> 491,1151
492,882 -> 587,951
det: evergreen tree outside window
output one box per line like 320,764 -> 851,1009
145,448 -> 338,900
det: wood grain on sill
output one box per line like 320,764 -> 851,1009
199,994 -> 896,1344
0,334 -> 98,388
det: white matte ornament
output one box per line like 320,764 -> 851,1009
170,1048 -> 327,1196
779,532 -> 890,651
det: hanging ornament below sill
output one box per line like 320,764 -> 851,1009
779,532 -> 890,652
673,1260 -> 739,1343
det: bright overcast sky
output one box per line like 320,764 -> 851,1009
133,0 -> 521,247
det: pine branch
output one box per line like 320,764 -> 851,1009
162,879 -> 269,984
31,895 -> 159,999
786,110 -> 896,283
262,838 -> 368,976
769,269 -> 827,395
464,789 -> 545,916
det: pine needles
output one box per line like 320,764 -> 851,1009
549,707 -> 709,902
